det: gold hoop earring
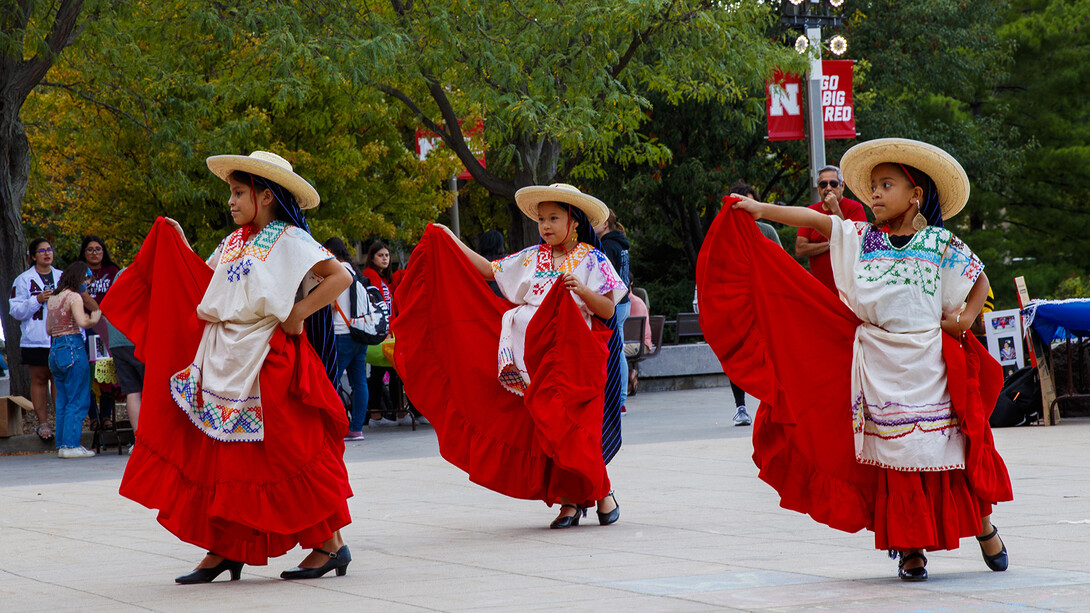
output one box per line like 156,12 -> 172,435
911,201 -> 927,232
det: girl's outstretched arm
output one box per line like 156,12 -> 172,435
732,196 -> 834,239
434,224 -> 495,280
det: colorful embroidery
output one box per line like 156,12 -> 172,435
170,364 -> 264,442
220,220 -> 290,264
490,250 -> 533,275
497,346 -> 529,395
226,258 -> 253,282
943,235 -> 984,281
857,226 -> 948,296
535,242 -> 591,276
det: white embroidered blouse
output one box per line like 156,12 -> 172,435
490,242 -> 627,395
169,220 -> 333,442
829,218 -> 984,471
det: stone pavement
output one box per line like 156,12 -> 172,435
2,388 -> 1090,612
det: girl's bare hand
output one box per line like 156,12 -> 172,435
164,217 -> 188,242
731,196 -> 766,220
562,273 -> 587,296
280,314 -> 305,336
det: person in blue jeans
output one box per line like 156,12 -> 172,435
46,262 -> 101,458
596,210 -> 631,414
323,238 -> 369,441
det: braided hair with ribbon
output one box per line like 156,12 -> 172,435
229,170 -> 339,385
544,203 -> 624,464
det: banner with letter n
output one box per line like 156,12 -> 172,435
766,69 -> 804,141
766,61 -> 856,141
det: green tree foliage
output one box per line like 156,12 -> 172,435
588,0 -> 1024,319
350,0 -> 802,246
23,2 -> 460,262
842,0 -> 1027,305
979,0 -> 1090,304
1,0 -> 92,394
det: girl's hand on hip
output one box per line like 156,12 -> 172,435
281,314 -> 305,336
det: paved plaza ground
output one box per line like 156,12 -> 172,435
2,387 -> 1090,612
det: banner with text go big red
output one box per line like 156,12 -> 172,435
766,60 -> 856,141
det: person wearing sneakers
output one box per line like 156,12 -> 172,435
46,262 -> 101,459
595,209 -> 631,416
323,237 -> 368,441
725,181 -> 786,427
102,151 -> 354,584
699,138 -> 1012,583
394,183 -> 626,530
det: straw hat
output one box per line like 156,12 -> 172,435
206,151 -> 320,210
840,138 -> 969,220
515,183 -> 609,228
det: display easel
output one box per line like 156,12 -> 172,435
1015,276 -> 1059,425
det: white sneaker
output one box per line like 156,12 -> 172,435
58,446 -> 96,459
415,414 -> 430,426
369,417 -> 397,428
732,406 -> 752,427
396,414 -> 414,427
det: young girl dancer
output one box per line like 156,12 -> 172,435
697,139 -> 1011,581
393,183 -> 626,528
102,151 -> 354,583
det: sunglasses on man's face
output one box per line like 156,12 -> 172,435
818,180 -> 840,189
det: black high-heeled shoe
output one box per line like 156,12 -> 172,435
175,554 -> 244,584
597,492 -> 620,526
897,551 -> 928,582
977,526 -> 1008,572
550,504 -> 585,529
280,545 -> 351,579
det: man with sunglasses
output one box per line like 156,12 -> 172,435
795,166 -> 868,293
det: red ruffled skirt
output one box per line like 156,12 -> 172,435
696,204 -> 1013,551
392,225 -> 612,507
101,218 -> 352,566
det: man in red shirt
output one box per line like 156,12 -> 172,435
795,165 -> 869,293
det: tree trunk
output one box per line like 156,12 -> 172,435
1,109 -> 32,398
0,0 -> 88,397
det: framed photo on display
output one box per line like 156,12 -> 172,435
984,308 -> 1024,378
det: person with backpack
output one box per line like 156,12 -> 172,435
323,237 -> 389,441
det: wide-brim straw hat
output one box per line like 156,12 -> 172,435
841,138 -> 969,220
206,151 -> 320,210
515,183 -> 609,228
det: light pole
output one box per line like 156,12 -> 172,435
781,0 -> 847,203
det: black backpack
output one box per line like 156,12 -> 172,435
333,268 -> 389,345
990,366 -> 1042,428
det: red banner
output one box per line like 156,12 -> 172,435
415,118 -> 486,180
766,69 -> 804,141
765,60 -> 856,141
821,60 -> 856,140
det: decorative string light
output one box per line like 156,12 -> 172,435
829,35 -> 848,56
795,34 -> 809,54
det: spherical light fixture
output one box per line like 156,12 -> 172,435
829,0 -> 845,7
829,35 -> 848,56
795,34 -> 810,54
788,0 -> 804,5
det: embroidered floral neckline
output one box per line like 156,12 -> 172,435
536,242 -> 591,275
